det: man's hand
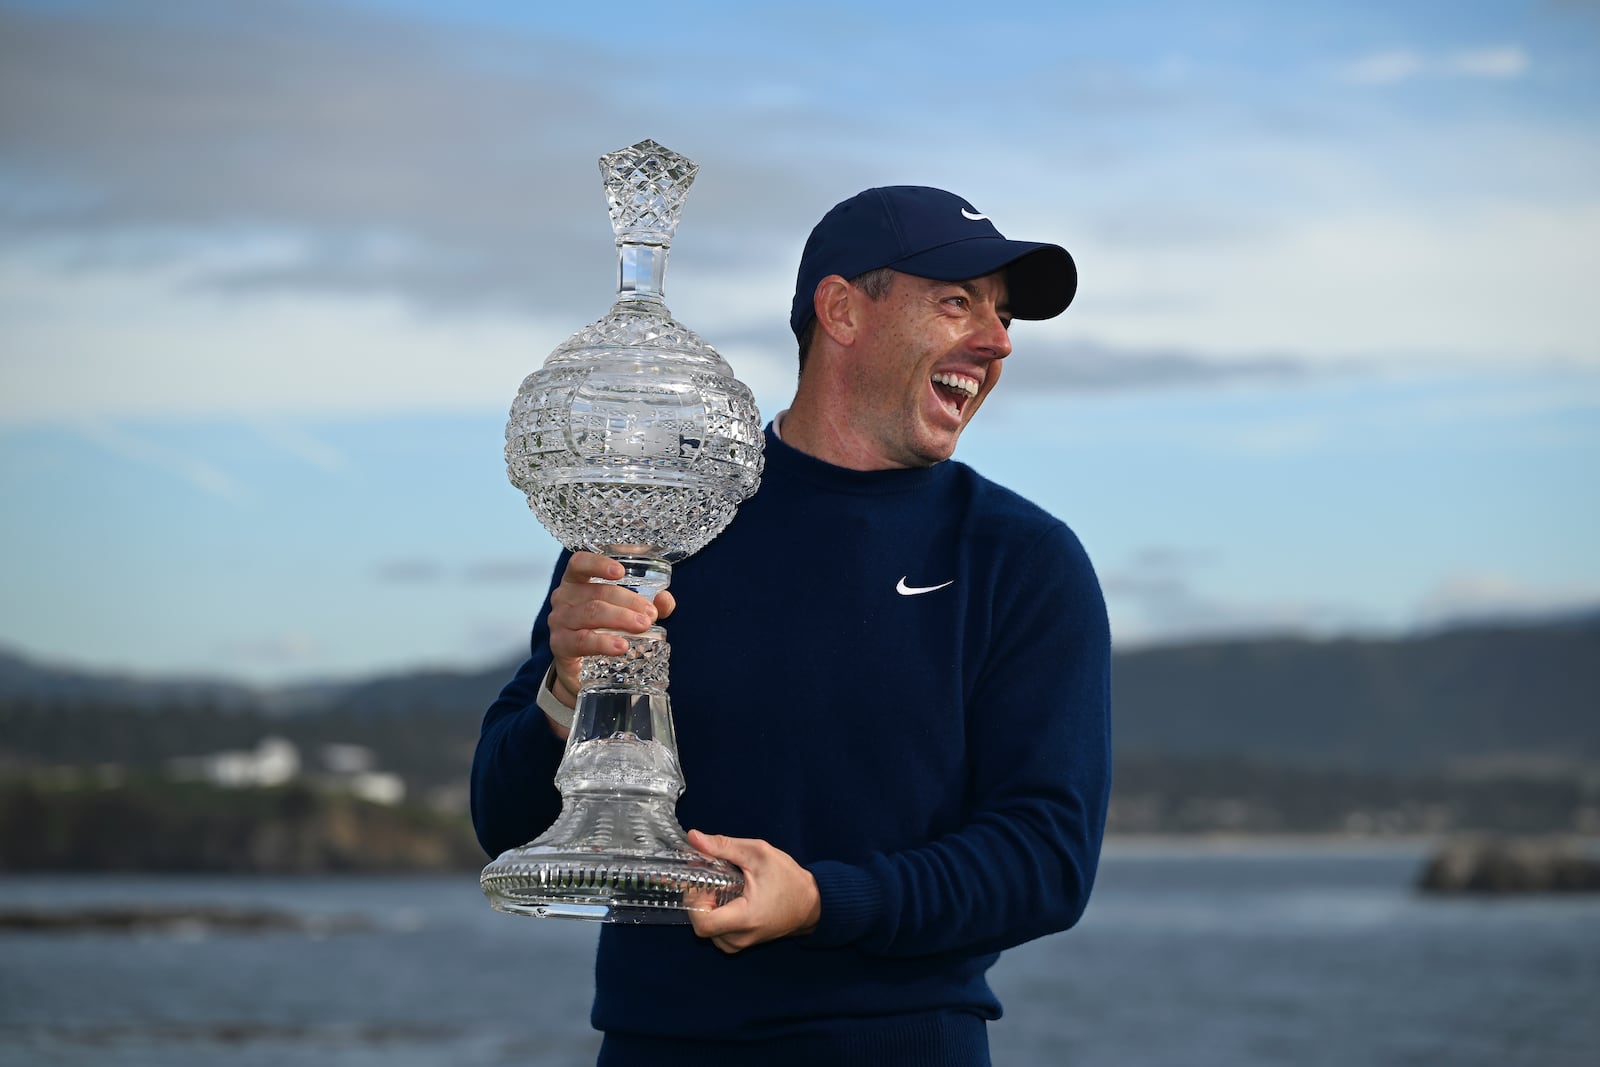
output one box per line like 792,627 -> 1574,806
545,552 -> 675,729
686,829 -> 822,954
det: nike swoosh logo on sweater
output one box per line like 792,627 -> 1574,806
896,576 -> 954,596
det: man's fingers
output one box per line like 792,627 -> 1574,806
683,832 -> 821,953
682,885 -> 721,912
688,895 -> 749,938
689,898 -> 760,954
687,830 -> 765,873
562,551 -> 625,583
685,830 -> 758,949
553,557 -> 659,625
555,552 -> 673,633
564,553 -> 672,620
551,590 -> 656,633
549,573 -> 659,655
549,628 -> 628,660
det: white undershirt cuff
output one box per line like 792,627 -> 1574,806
536,664 -> 576,729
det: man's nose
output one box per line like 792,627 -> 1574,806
974,307 -> 1012,359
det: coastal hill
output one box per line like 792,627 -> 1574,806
4,611 -> 1596,774
1111,613 -> 1600,772
1,612 -> 1596,868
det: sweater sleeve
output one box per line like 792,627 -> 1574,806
469,553 -> 572,859
801,522 -> 1112,958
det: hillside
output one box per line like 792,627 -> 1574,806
2,614 -> 1596,865
0,777 -> 483,872
1112,615 -> 1600,771
5,614 -> 1596,773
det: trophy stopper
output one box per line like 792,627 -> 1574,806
600,139 -> 699,249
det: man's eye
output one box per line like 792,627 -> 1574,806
945,295 -> 968,308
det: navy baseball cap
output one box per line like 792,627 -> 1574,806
789,185 -> 1077,338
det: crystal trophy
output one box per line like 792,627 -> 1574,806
480,140 -> 764,923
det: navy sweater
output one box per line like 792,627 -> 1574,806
471,424 -> 1112,1053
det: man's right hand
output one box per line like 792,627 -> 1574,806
544,552 -> 676,726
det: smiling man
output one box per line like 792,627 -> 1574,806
781,186 -> 1071,465
783,266 -> 1012,469
472,186 -> 1112,1066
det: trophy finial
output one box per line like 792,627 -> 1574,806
599,139 -> 699,247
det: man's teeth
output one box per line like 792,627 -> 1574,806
931,373 -> 979,399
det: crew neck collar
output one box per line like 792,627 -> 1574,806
762,421 -> 948,495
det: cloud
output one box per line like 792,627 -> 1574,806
1108,557 -> 1600,648
1337,45 -> 1529,85
1414,572 -> 1600,627
247,419 -> 348,474
460,617 -> 533,663
1123,546 -> 1219,572
2,2 -> 1594,433
1339,49 -> 1425,86
1071,200 -> 1600,364
373,559 -> 444,584
0,0 -> 846,318
461,560 -> 553,585
1001,338 -> 1316,392
72,418 -> 248,503
1446,46 -> 1531,79
371,558 -> 552,585
1103,546 -> 1375,646
215,631 -> 326,667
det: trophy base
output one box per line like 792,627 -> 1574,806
480,796 -> 744,924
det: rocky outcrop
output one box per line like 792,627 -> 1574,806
1417,836 -> 1600,893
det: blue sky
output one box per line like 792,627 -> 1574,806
1,0 -> 1596,684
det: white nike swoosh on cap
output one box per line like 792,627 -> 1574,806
896,576 -> 954,596
961,208 -> 989,221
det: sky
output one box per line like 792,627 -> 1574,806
1,0 -> 1596,686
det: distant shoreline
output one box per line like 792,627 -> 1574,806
1102,833 -> 1444,853
0,903 -> 373,934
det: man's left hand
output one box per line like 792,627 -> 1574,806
686,829 -> 822,954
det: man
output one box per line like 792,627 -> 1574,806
472,186 -> 1111,1065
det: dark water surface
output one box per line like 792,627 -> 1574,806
3,841 -> 1595,1066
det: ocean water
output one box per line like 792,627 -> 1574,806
2,841 -> 1596,1066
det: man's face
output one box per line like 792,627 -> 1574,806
843,269 -> 1012,468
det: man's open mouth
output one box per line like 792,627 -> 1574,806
931,372 -> 979,416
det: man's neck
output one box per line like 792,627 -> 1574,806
776,402 -> 913,472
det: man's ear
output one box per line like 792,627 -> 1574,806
813,275 -> 859,347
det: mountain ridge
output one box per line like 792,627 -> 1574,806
4,611 -> 1597,775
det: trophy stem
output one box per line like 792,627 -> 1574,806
479,561 -> 744,922
617,242 -> 669,303
603,554 -> 673,602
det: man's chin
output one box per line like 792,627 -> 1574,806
909,433 -> 961,467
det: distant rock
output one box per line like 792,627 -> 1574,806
1417,836 -> 1600,894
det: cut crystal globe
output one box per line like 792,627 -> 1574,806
480,140 -> 764,923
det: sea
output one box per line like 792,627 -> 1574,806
2,839 -> 1596,1067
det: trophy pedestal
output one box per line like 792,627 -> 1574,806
481,627 -> 744,923
480,792 -> 742,924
